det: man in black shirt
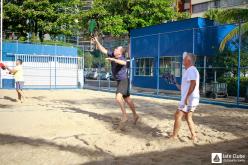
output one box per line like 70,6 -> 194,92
92,37 -> 139,129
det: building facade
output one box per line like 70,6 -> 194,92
177,0 -> 248,17
130,18 -> 236,91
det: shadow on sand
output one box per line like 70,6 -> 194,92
0,133 -> 111,158
0,133 -> 246,165
62,106 -> 163,139
56,97 -> 248,138
3,96 -> 17,102
83,137 -> 248,165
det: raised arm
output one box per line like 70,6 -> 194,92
105,58 -> 127,66
92,37 -> 108,55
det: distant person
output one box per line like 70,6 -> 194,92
171,52 -> 200,142
6,59 -> 25,103
92,37 -> 139,129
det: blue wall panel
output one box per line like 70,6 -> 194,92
2,79 -> 15,89
131,35 -> 159,58
130,18 -> 214,37
194,24 -> 236,56
2,42 -> 78,61
130,18 -> 236,90
160,29 -> 193,56
132,76 -> 157,89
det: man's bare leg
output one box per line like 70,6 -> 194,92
16,90 -> 21,102
185,112 -> 197,142
116,93 -> 128,122
171,110 -> 184,139
124,96 -> 139,124
19,90 -> 25,102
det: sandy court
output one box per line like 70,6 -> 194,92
0,89 -> 247,165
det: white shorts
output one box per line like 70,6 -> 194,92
178,105 -> 198,113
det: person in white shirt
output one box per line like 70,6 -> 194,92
171,52 -> 200,142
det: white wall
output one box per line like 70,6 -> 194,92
191,0 -> 211,5
1,61 -> 83,88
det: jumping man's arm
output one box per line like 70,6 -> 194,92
106,58 -> 126,65
92,37 -> 108,55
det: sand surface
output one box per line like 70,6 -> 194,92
0,89 -> 247,165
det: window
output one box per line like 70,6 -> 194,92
160,57 -> 181,77
192,2 -> 209,13
135,58 -> 154,76
220,0 -> 247,8
193,0 -> 247,13
213,0 -> 220,8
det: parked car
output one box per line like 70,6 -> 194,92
106,72 -> 115,81
99,72 -> 107,80
88,71 -> 98,80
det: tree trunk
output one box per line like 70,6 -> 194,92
39,31 -> 44,42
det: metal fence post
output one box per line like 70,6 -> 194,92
203,56 -> 207,94
192,28 -> 195,54
50,56 -> 52,89
0,0 -> 2,89
16,40 -> 19,54
108,66 -> 111,90
98,55 -> 101,90
55,57 -> 57,89
156,34 -> 160,95
82,46 -> 85,89
237,20 -> 242,105
130,58 -> 134,92
129,40 -> 132,92
55,43 -> 57,89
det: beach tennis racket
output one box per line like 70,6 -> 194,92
162,72 -> 176,85
0,62 -> 6,70
88,19 -> 97,37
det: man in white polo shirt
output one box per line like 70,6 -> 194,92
171,52 -> 200,142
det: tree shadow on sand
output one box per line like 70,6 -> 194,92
0,133 -> 112,158
61,106 -> 163,140
3,96 -> 17,102
0,104 -> 14,109
0,134 -> 247,165
83,137 -> 248,165
55,97 -> 248,138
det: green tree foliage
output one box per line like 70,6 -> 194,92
3,0 -> 84,42
204,8 -> 248,51
204,8 -> 248,85
203,8 -> 221,21
82,0 -> 189,37
83,52 -> 94,68
204,8 -> 248,23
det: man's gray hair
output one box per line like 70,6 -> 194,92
184,52 -> 196,65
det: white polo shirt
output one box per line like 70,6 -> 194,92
179,66 -> 200,107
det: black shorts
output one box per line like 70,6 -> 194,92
116,79 -> 130,98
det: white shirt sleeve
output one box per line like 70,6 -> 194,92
186,68 -> 197,81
